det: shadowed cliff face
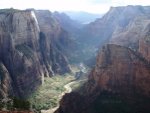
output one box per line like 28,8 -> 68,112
0,62 -> 12,99
0,9 -> 71,98
139,23 -> 150,62
52,12 -> 82,35
56,44 -> 150,113
81,6 -> 150,48
55,6 -> 150,113
65,6 -> 150,65
0,10 -> 42,98
34,10 -> 71,75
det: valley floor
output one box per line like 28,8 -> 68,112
29,65 -> 88,113
41,80 -> 80,113
28,74 -> 75,112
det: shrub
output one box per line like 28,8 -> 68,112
13,97 -> 30,110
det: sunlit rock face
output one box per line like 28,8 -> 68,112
56,6 -> 150,113
0,9 -> 71,98
82,6 -> 150,48
89,44 -> 150,97
56,44 -> 150,113
0,10 -> 42,98
110,7 -> 150,49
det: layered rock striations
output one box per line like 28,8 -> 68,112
88,44 -> 150,97
56,44 -> 150,113
56,6 -> 150,113
0,62 -> 12,99
52,11 -> 82,35
0,9 -> 42,98
82,6 -> 150,48
0,9 -> 71,98
139,23 -> 150,62
109,6 -> 150,50
34,10 -> 71,75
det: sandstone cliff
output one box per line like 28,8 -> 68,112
34,10 -> 71,75
52,11 -> 81,35
109,6 -> 150,49
0,62 -> 12,99
0,9 -> 42,98
88,44 -> 150,97
55,6 -> 150,113
56,44 -> 150,113
0,9 -> 71,98
82,6 -> 150,48
139,23 -> 150,62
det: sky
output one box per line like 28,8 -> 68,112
0,0 -> 150,14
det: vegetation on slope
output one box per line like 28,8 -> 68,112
0,98 -> 31,111
28,74 -> 75,111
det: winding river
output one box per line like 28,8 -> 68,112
41,80 -> 77,113
41,63 -> 87,113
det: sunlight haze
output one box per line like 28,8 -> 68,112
0,0 -> 150,14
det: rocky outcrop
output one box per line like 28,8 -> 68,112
0,62 -> 12,99
52,12 -> 87,63
0,9 -> 71,98
0,9 -> 42,98
55,6 -> 150,113
75,6 -> 150,65
109,7 -> 150,49
88,44 -> 150,97
34,10 -> 71,75
52,12 -> 82,35
139,23 -> 150,62
56,44 -> 150,113
82,6 -> 150,48
76,5 -> 150,66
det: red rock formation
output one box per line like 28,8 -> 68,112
139,24 -> 150,62
56,44 -> 150,113
88,44 -> 150,97
55,6 -> 150,113
81,6 -> 150,49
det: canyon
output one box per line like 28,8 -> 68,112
0,9 -> 72,99
0,5 -> 150,113
55,6 -> 150,113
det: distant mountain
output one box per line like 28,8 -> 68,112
56,6 -> 150,113
81,5 -> 150,48
53,11 -> 82,35
64,11 -> 103,24
53,11 -> 97,64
